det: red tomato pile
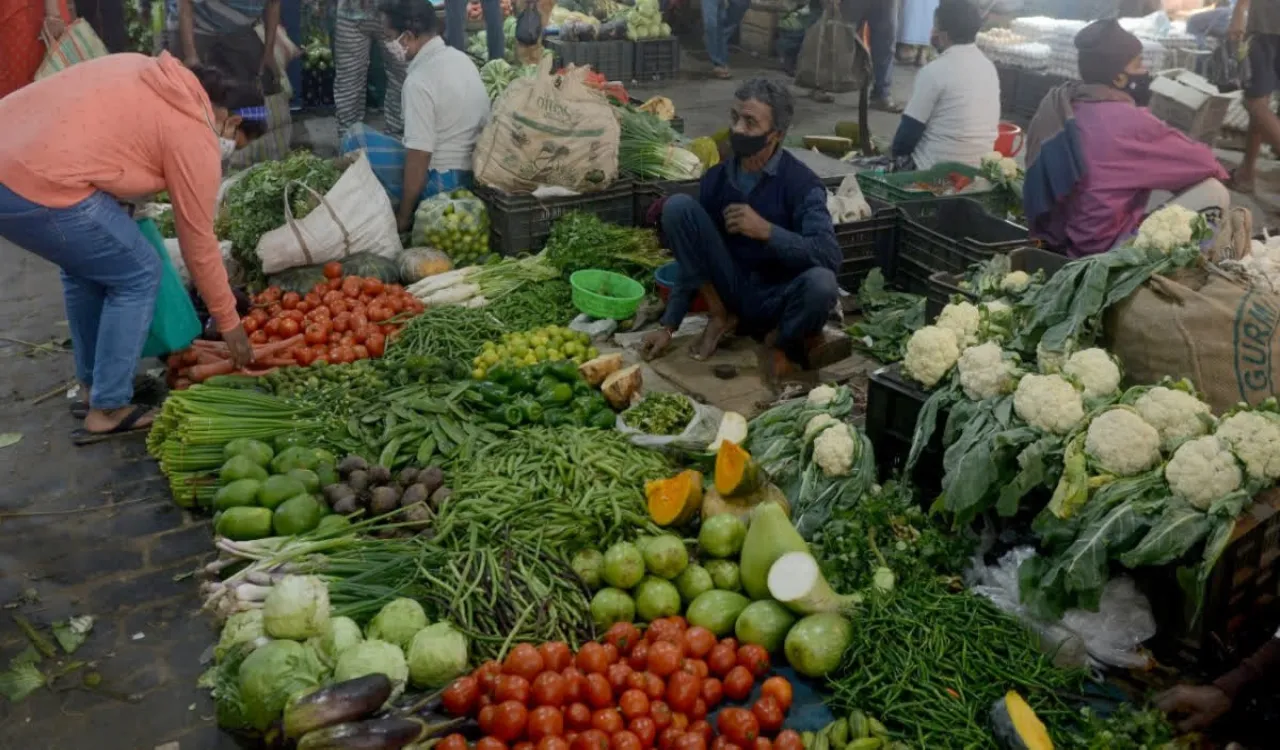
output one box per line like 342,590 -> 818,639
439,619 -> 804,750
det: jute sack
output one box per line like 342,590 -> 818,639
256,151 -> 403,274
1105,267 -> 1280,413
793,0 -> 871,94
472,55 -> 620,193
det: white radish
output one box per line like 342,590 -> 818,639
423,283 -> 481,306
463,295 -> 489,308
409,266 -> 475,296
767,551 -> 858,615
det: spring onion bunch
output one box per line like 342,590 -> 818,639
617,107 -> 703,181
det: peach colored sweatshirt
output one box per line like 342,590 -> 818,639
0,52 -> 239,332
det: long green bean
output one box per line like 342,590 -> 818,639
385,305 -> 508,363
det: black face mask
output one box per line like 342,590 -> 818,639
730,131 -> 771,159
1123,72 -> 1153,107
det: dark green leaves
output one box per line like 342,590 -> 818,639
848,269 -> 926,363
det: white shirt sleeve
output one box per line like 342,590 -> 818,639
403,80 -> 438,154
903,65 -> 941,125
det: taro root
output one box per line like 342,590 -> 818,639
337,455 -> 368,477
369,486 -> 401,515
333,495 -> 359,515
323,484 -> 354,506
400,502 -> 432,531
397,467 -> 420,486
400,483 -> 430,509
428,486 -> 452,511
368,465 -> 393,486
418,466 -> 444,494
346,470 -> 370,493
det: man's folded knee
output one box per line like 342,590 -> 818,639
800,267 -> 839,301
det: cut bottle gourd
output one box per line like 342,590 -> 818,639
647,470 -> 704,526
714,441 -> 762,497
767,551 -> 859,615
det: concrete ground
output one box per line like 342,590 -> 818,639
2,47 -> 1279,750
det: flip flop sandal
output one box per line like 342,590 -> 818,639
70,401 -> 90,419
71,404 -> 154,446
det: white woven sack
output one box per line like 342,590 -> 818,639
256,151 -> 403,274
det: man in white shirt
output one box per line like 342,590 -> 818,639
890,0 -> 1000,170
380,0 -> 491,231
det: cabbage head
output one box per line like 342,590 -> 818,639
334,639 -> 409,689
311,615 -> 364,668
364,598 -> 428,650
238,639 -> 327,730
216,609 -> 265,663
263,575 -> 330,640
407,622 -> 469,688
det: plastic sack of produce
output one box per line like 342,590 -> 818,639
616,392 -> 724,450
398,247 -> 454,283
267,252 -> 403,293
472,54 -> 621,193
255,151 -> 403,274
411,190 -> 491,268
793,0 -> 872,94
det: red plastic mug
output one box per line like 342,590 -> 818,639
993,121 -> 1024,157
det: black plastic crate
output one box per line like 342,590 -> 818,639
1013,70 -> 1067,122
923,246 -> 1068,321
865,363 -> 944,494
476,181 -> 636,255
995,63 -> 1018,116
1141,490 -> 1280,675
545,39 -> 635,82
817,180 -> 896,296
634,37 -> 680,81
893,198 -> 1029,295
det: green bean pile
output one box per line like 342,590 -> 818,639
828,578 -> 1089,749
385,305 -> 509,364
487,279 -> 578,331
439,427 -> 673,553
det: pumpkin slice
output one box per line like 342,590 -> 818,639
714,441 -> 762,497
647,470 -> 704,526
990,691 -> 1054,750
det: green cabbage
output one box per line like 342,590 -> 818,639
215,610 -> 265,663
334,639 -> 409,688
407,622 -> 469,688
364,598 -> 428,650
237,639 -> 328,730
313,616 -> 364,667
263,575 -> 331,640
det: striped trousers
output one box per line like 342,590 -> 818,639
334,16 -> 407,136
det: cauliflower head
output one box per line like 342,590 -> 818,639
1035,339 -> 1076,374
1062,348 -> 1122,400
804,413 -> 839,442
902,325 -> 961,389
1134,387 -> 1213,450
1001,271 -> 1031,294
957,341 -> 1015,401
1134,205 -> 1199,253
1085,408 -> 1161,476
935,301 -> 981,349
813,424 -> 855,477
1014,374 -> 1084,434
999,158 -> 1020,181
981,151 -> 1004,166
807,384 -> 837,407
1215,411 -> 1280,482
1165,436 -> 1242,510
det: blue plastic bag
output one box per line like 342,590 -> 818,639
136,218 -> 201,358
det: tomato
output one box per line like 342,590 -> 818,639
361,277 -> 385,295
643,673 -> 665,701
353,344 -> 370,359
562,667 -> 585,703
690,700 -> 707,722
664,672 -> 700,715
565,735 -> 579,749
369,304 -> 392,322
365,332 -> 386,357
658,728 -> 685,750
566,702 -> 593,731
716,708 -> 758,746
532,671 -> 568,707
688,722 -> 712,744
577,643 -> 609,674
249,330 -> 268,345
699,678 -> 722,709
279,318 -> 301,337
590,708 -> 624,735
750,697 -> 783,734
722,667 -> 754,703
751,739 -> 772,750
706,646 -> 736,678
759,677 -> 792,713
625,671 -> 648,693
647,642 -> 682,678
443,676 -> 481,716
505,644 -> 546,681
242,316 -> 260,334
342,276 -> 362,298
387,295 -> 405,314
540,642 -> 573,672
584,673 -> 613,709
736,646 -> 770,679
709,737 -> 734,750
261,287 -> 283,302
683,628 -> 715,659
323,261 -> 344,279
479,704 -> 498,734
672,733 -> 706,750
629,716 -> 657,749
670,713 -> 689,732
718,638 -> 737,651
304,324 -> 327,345
339,345 -> 358,364
573,729 -> 611,750
540,738 -> 571,750
478,737 -> 509,750
645,619 -> 680,644
772,732 -> 802,750
606,663 -> 632,693
263,318 -> 282,336
479,694 -> 495,711
281,291 -> 301,310
612,731 -> 643,750
529,706 -> 565,742
492,701 -> 530,743
495,674 -> 531,704
649,701 -> 673,730
332,312 -> 351,333
628,643 -> 649,671
439,734 -> 469,750
327,277 -> 343,291
605,622 -> 642,654
683,660 -> 708,679
619,689 -> 650,721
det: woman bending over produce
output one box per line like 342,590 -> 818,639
0,53 -> 259,443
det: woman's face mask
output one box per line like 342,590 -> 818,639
386,33 -> 410,64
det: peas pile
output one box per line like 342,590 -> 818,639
472,325 -> 599,379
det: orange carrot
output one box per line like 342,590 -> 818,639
189,360 -> 236,381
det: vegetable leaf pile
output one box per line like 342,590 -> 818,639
543,212 -> 669,281
847,269 -> 925,363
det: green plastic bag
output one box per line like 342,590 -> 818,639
137,218 -> 201,358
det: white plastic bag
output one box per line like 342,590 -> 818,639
827,174 -> 872,224
255,151 -> 403,274
968,547 -> 1156,670
616,396 -> 724,450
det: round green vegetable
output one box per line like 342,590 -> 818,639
641,535 -> 689,579
572,548 -> 605,590
257,475 -> 308,510
705,559 -> 742,592
237,639 -> 326,731
590,587 -> 636,630
263,574 -> 331,640
216,506 -> 274,540
286,468 -> 322,493
214,478 -> 263,511
602,541 -> 645,589
685,590 -> 751,636
734,600 -> 797,653
407,622 -> 469,688
272,446 -> 321,475
221,454 -> 269,484
783,612 -> 853,678
674,564 -> 715,604
224,437 -> 275,466
274,494 -> 325,536
334,639 -> 409,687
634,576 -> 682,622
316,616 -> 364,666
699,514 -> 747,558
365,598 -> 429,651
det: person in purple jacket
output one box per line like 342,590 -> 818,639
1022,19 -> 1230,258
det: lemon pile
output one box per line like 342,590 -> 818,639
472,326 -> 600,379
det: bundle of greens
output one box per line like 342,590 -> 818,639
620,391 -> 695,435
543,212 -> 669,279
847,269 -> 926,362
617,107 -> 703,181
215,151 -> 344,285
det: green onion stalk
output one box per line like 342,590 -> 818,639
617,107 -> 703,181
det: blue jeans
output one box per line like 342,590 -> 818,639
0,185 -> 160,410
446,0 -> 506,61
703,0 -> 752,68
661,194 -> 837,363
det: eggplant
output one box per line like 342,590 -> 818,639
297,717 -> 427,750
284,675 -> 394,740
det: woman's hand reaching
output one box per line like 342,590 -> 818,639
222,323 -> 255,369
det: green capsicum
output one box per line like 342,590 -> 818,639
488,404 -> 524,427
588,408 -> 617,429
548,360 -> 581,383
516,397 -> 544,424
486,363 -> 514,385
539,382 -> 574,407
507,369 -> 534,395
542,408 -> 571,427
474,381 -> 511,406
